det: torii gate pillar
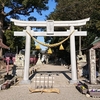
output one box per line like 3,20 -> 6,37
21,26 -> 31,84
70,26 -> 77,83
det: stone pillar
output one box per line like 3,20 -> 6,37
98,49 -> 100,73
89,48 -> 97,84
70,26 -> 78,84
21,26 -> 31,84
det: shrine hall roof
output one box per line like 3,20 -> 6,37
92,41 -> 100,49
91,37 -> 100,49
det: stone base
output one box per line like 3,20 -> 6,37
69,80 -> 79,84
20,80 -> 31,84
84,83 -> 100,98
16,68 -> 24,77
89,91 -> 100,98
84,82 -> 100,89
0,78 -> 4,85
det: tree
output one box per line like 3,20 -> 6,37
45,0 -> 100,52
0,0 -> 50,53
47,0 -> 93,20
4,24 -> 25,52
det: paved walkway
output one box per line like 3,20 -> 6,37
0,64 -> 99,100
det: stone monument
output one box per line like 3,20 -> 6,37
89,48 -> 97,84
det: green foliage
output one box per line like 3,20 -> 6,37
0,0 -> 50,53
4,24 -> 35,53
4,25 -> 24,52
47,0 -> 92,20
45,0 -> 100,52
3,0 -> 49,19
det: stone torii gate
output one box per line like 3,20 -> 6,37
11,18 -> 90,84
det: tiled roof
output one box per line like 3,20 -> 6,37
92,41 -> 100,49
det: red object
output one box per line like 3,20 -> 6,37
30,58 -> 34,63
6,65 -> 9,74
33,57 -> 37,64
6,57 -> 10,65
30,57 -> 37,64
12,57 -> 15,63
6,57 -> 10,74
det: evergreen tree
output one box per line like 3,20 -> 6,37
45,0 -> 100,51
0,0 -> 50,53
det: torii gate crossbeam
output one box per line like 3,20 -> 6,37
11,18 -> 90,84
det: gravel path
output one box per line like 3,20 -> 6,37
0,64 -> 99,100
0,85 -> 98,100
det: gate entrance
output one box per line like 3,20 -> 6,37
11,18 -> 90,84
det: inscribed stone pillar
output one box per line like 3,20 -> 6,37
89,48 -> 97,84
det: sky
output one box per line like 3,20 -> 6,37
31,0 -> 56,50
5,0 -> 56,51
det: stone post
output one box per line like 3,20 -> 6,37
89,48 -> 97,84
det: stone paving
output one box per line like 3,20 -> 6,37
0,64 -> 99,100
31,65 -> 72,88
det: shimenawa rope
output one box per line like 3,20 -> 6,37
26,30 -> 75,48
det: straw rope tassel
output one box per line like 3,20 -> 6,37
35,44 -> 41,50
47,48 -> 52,54
59,44 -> 64,50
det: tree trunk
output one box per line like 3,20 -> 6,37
0,14 -> 5,56
0,14 -> 4,39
